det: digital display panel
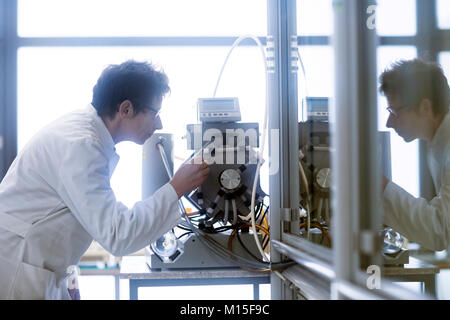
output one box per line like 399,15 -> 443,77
201,99 -> 235,111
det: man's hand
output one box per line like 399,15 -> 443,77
169,157 -> 210,198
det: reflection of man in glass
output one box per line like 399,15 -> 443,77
381,59 -> 450,251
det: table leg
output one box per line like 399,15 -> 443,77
253,284 -> 260,300
424,275 -> 436,298
115,275 -> 120,300
130,280 -> 139,300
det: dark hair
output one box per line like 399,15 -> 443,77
92,60 -> 170,119
379,59 -> 450,116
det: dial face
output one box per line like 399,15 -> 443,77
220,169 -> 242,190
316,168 -> 331,189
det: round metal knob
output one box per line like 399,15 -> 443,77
219,169 -> 242,191
315,168 -> 331,190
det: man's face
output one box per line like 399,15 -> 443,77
125,96 -> 163,145
385,94 -> 424,143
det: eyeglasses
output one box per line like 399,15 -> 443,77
386,105 -> 409,117
147,107 -> 161,118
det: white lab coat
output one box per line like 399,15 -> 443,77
0,105 -> 181,299
384,113 -> 450,251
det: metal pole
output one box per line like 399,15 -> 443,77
331,0 -> 379,298
332,0 -> 359,291
268,0 -> 299,300
0,0 -> 5,179
0,0 -> 18,180
416,0 -> 439,201
267,0 -> 283,300
355,0 -> 381,271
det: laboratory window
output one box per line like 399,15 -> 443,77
437,0 -> 450,29
376,0 -> 416,36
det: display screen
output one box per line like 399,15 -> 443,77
201,99 -> 236,111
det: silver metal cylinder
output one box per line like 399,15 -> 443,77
142,133 -> 174,199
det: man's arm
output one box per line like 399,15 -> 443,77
56,139 -> 207,256
383,171 -> 450,251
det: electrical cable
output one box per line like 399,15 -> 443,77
262,234 -> 270,250
254,202 -> 263,224
177,231 -> 193,240
184,209 -> 292,271
227,223 -> 270,254
259,204 -> 269,230
213,225 -> 235,233
259,207 -> 270,250
176,224 -> 193,232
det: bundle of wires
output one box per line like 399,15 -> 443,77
176,199 -> 293,272
226,201 -> 270,263
177,201 -> 268,247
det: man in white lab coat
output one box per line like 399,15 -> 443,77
0,60 -> 210,299
381,59 -> 450,251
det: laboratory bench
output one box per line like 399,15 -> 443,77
119,255 -> 270,300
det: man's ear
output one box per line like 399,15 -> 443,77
419,98 -> 433,118
118,100 -> 135,119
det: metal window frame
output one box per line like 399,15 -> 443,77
0,0 -> 448,300
269,0 -> 447,300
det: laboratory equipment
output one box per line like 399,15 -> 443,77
197,97 -> 241,123
145,98 -> 271,270
298,99 -> 332,246
380,227 -> 410,266
142,133 -> 174,198
150,230 -> 184,263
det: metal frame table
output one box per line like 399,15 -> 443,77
382,256 -> 440,297
119,256 -> 270,300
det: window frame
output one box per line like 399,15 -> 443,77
1,0 -> 448,300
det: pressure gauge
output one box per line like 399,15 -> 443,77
219,169 -> 242,191
315,168 -> 331,190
